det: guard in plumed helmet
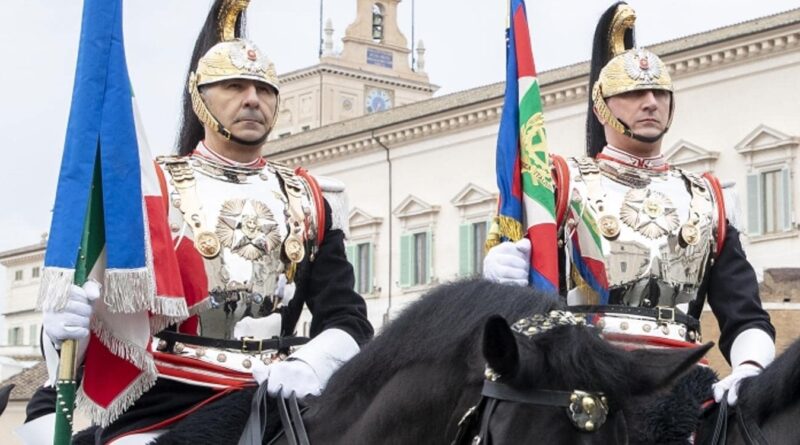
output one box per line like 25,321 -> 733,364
31,1 -> 373,443
484,1 -> 775,408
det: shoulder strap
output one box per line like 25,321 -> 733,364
157,156 -> 221,259
271,162 -> 314,264
294,167 -> 327,247
701,172 -> 727,257
551,154 -> 571,229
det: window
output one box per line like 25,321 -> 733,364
400,231 -> 432,287
29,325 -> 38,346
747,167 -> 793,235
14,270 -> 23,281
346,242 -> 374,295
8,327 -> 23,346
459,221 -> 490,277
32,266 -> 40,279
372,4 -> 385,42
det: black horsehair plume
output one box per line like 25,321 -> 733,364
585,2 -> 635,158
177,0 -> 248,156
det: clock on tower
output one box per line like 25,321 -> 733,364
365,87 -> 393,114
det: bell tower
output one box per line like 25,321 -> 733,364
335,0 -> 421,79
270,0 -> 437,140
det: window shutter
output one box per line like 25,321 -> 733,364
345,244 -> 358,291
426,231 -> 433,284
399,234 -> 412,287
367,243 -> 374,294
746,173 -> 762,235
459,223 -> 472,277
781,167 -> 793,231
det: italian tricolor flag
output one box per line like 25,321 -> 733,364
39,0 -> 187,426
489,0 -> 559,293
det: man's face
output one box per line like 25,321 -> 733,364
201,79 -> 278,143
605,89 -> 671,140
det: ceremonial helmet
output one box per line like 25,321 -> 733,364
181,0 -> 280,152
586,2 -> 675,157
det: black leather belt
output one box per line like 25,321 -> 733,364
569,305 -> 700,331
156,331 -> 310,354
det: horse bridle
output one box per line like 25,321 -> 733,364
451,377 -> 614,445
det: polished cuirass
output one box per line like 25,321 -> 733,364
157,152 -> 319,340
563,155 -> 719,309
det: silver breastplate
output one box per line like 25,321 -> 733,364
564,157 -> 718,308
159,155 -> 318,339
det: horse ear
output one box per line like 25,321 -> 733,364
482,315 -> 520,379
627,342 -> 714,393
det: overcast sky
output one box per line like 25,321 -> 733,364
0,0 -> 798,255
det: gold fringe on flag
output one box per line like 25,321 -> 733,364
485,215 -> 525,253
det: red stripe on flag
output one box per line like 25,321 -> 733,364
82,334 -> 145,407
145,196 -> 184,299
513,6 -> 537,77
512,152 -> 523,199
528,223 -> 558,288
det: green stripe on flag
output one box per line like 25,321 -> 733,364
518,80 -> 544,126
75,148 -> 106,285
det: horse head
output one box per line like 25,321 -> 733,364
454,311 -> 713,444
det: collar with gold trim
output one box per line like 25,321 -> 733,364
596,145 -> 668,171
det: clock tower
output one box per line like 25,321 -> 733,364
270,0 -> 437,139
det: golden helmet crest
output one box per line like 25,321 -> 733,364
591,4 -> 674,140
192,39 -> 279,92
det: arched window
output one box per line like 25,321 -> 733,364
372,3 -> 384,42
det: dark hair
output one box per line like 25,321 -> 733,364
585,2 -> 634,158
176,0 -> 247,156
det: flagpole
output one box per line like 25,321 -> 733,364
53,159 -> 102,445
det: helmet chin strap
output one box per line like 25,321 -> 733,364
616,118 -> 669,144
217,125 -> 270,147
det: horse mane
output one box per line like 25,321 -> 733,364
312,279 -> 562,414
738,336 -> 800,417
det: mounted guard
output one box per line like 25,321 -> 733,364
22,1 -> 372,443
484,1 -> 775,408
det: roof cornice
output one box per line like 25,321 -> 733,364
264,9 -> 800,167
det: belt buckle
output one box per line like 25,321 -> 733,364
241,336 -> 263,353
656,307 -> 675,324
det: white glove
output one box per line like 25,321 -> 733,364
42,281 -> 100,348
252,358 -> 321,399
712,363 -> 761,406
482,238 -> 531,286
712,328 -> 774,406
251,328 -> 359,400
233,313 -> 282,339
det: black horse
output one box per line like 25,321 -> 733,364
124,280 -> 712,444
278,280 -> 707,444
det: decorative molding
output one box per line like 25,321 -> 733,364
280,65 -> 437,93
277,104 -> 504,167
664,140 -> 719,169
735,124 -> 797,153
269,20 -> 800,167
735,124 -> 798,170
393,195 -> 440,219
451,183 -> 497,207
348,207 -> 384,243
451,183 -> 498,220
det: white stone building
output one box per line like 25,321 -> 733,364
266,7 -> 800,337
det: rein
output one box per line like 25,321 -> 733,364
451,380 -> 614,445
238,384 -> 311,445
706,392 -> 769,445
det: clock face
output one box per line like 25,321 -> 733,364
365,88 -> 393,114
